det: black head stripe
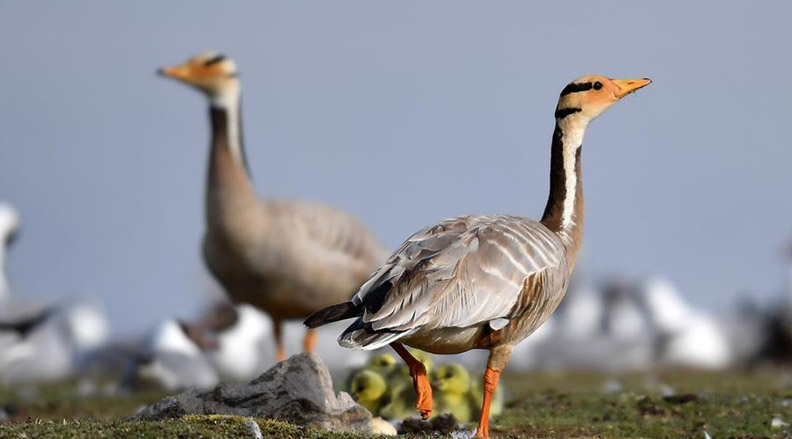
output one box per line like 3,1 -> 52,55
560,82 -> 593,96
555,107 -> 582,119
204,54 -> 226,66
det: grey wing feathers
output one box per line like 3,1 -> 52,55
343,214 -> 567,347
270,200 -> 389,265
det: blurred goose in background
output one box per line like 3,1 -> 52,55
0,298 -> 109,384
158,52 -> 388,362
0,203 -> 20,301
641,278 -> 731,369
122,318 -> 218,391
306,75 -> 651,437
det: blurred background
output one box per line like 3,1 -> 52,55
1,0 -> 791,400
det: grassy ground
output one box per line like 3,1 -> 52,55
0,370 -> 789,438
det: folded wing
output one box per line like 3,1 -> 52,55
343,214 -> 567,347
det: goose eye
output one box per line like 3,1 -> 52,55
593,81 -> 603,90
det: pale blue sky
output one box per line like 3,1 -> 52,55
1,1 -> 790,333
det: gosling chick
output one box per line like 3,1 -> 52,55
349,369 -> 388,415
366,352 -> 397,375
432,363 -> 474,423
379,368 -> 416,420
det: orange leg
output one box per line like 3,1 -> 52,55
475,367 -> 502,438
391,343 -> 433,419
303,328 -> 318,353
273,319 -> 286,362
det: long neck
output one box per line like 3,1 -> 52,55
540,117 -> 587,267
206,86 -> 259,228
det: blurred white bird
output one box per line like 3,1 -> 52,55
0,298 -> 109,384
122,318 -> 219,391
204,304 -> 272,381
601,279 -> 650,340
558,283 -> 604,340
195,301 -> 367,377
641,278 -> 732,369
0,203 -> 20,302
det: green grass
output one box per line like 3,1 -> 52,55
0,416 -> 370,439
497,369 -> 791,438
1,371 -> 790,438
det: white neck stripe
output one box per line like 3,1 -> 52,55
211,89 -> 244,168
560,121 -> 585,230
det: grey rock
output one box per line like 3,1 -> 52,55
133,353 -> 372,433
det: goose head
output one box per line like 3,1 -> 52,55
158,52 -> 239,104
555,75 -> 651,122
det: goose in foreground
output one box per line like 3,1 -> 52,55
306,75 -> 651,437
158,52 -> 388,362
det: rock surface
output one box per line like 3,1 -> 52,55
133,353 -> 372,433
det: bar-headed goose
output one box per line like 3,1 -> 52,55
306,75 -> 651,437
158,52 -> 388,362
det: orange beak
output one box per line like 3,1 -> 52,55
157,64 -> 191,80
611,78 -> 652,98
